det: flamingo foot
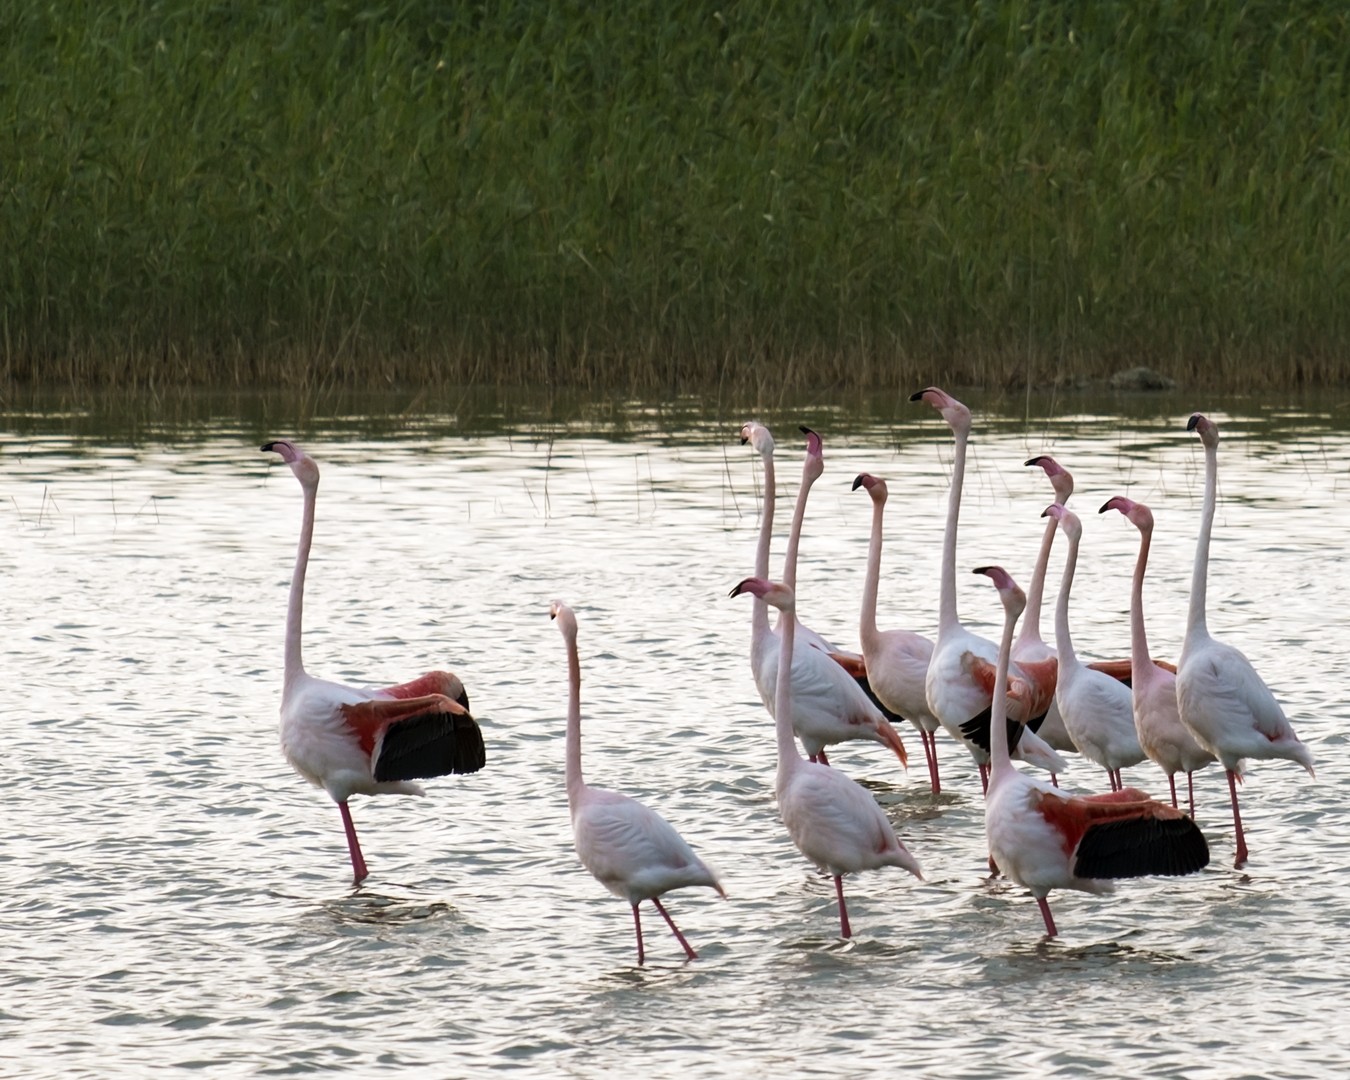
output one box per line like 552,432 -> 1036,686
651,897 -> 697,961
338,801 -> 369,884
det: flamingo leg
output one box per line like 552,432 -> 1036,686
1168,774 -> 1179,810
978,762 -> 989,796
834,875 -> 852,939
1036,896 -> 1058,938
1050,773 -> 1060,789
817,748 -> 830,767
924,730 -> 941,794
651,897 -> 697,961
1227,769 -> 1249,868
1187,771 -> 1196,819
338,801 -> 369,885
631,904 -> 646,966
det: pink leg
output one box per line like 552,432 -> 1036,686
924,730 -> 941,795
979,762 -> 989,796
338,802 -> 369,884
817,749 -> 831,767
1227,769 -> 1249,869
1168,774 -> 1179,809
631,904 -> 645,965
651,897 -> 697,961
834,875 -> 852,938
1187,771 -> 1196,820
1051,773 -> 1059,788
1036,896 -> 1058,938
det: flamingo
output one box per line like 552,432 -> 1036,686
740,424 -> 908,767
550,601 -> 724,964
976,565 -> 1209,938
1175,414 -> 1314,868
850,472 -> 941,792
909,387 -> 1066,791
730,576 -> 922,937
262,440 -> 485,884
1100,496 -> 1215,815
1043,504 -> 1146,791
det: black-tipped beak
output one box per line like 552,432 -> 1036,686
972,566 -> 991,576
740,435 -> 749,445
729,581 -> 746,598
1098,499 -> 1114,514
260,442 -> 277,452
1025,456 -> 1044,467
1040,507 -> 1051,518
851,475 -> 865,490
799,425 -> 816,437
908,390 -> 924,402
1186,414 -> 1201,431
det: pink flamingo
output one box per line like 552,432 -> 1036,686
262,440 -> 484,884
1100,496 -> 1215,815
740,424 -> 908,767
731,577 -> 922,937
976,565 -> 1209,938
1175,414 -> 1314,868
550,601 -> 724,964
850,473 -> 940,792
1043,504 -> 1146,790
909,387 -> 1066,791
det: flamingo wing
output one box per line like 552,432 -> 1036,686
1086,658 -> 1178,688
341,693 -> 486,781
381,670 -> 470,711
1034,788 -> 1209,879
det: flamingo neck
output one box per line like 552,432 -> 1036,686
1130,526 -> 1155,675
778,463 -> 816,628
564,630 -> 585,805
774,608 -> 802,779
1016,516 -> 1056,650
989,602 -> 1020,779
752,452 -> 775,644
937,425 -> 968,635
859,496 -> 885,647
283,481 -> 316,690
1052,527 -> 1080,671
1187,441 -> 1216,643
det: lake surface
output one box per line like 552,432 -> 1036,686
2,389 -> 1347,1078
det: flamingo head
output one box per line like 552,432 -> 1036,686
1099,495 -> 1154,534
740,421 -> 774,457
851,472 -> 888,503
1041,502 -> 1082,541
729,576 -> 794,613
549,599 -> 578,638
1187,413 -> 1220,448
799,426 -> 824,485
972,565 -> 1026,621
909,386 -> 972,433
1026,455 -> 1074,504
261,440 -> 319,487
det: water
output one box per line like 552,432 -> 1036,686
3,392 -> 1348,1078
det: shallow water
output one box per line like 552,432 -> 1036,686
2,392 -> 1348,1077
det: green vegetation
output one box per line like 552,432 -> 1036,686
3,0 -> 1349,392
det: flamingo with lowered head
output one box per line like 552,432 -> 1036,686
1043,504 -> 1146,791
262,440 -> 485,884
550,600 -> 724,964
976,565 -> 1209,938
1175,414 -> 1314,868
731,576 -> 922,937
1100,496 -> 1215,816
740,424 -> 908,768
909,387 -> 1066,791
850,472 -> 940,792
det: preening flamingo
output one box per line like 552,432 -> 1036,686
741,425 -> 908,767
262,440 -> 485,884
909,387 -> 1066,791
976,565 -> 1209,938
731,576 -> 922,937
1100,496 -> 1214,815
1043,504 -> 1146,790
550,601 -> 724,964
850,473 -> 940,792
1175,414 -> 1314,868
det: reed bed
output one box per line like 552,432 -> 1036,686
3,0 -> 1349,393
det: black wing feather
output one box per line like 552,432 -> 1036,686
374,710 -> 486,782
959,707 -> 1026,755
853,674 -> 911,727
1073,816 -> 1210,879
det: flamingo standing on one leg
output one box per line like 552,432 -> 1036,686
550,601 -> 724,964
261,440 -> 485,884
740,425 -> 908,768
1100,496 -> 1215,816
850,473 -> 940,792
975,565 -> 1209,938
1175,414 -> 1314,868
731,576 -> 922,937
1043,504 -> 1146,791
909,387 -> 1066,792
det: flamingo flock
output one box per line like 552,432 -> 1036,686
258,393 -> 1314,959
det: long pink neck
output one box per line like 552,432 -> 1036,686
1016,516 -> 1056,649
564,628 -> 586,806
1186,442 -> 1216,644
1051,525 -> 1080,672
1130,525 -> 1156,677
774,604 -> 802,779
284,481 -> 316,689
780,461 -> 816,605
859,494 -> 885,648
937,426 -> 969,634
989,600 -> 1020,779
752,452 -> 775,643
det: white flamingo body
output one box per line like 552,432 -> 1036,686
552,601 -> 723,963
1174,414 -> 1313,867
733,576 -> 921,937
